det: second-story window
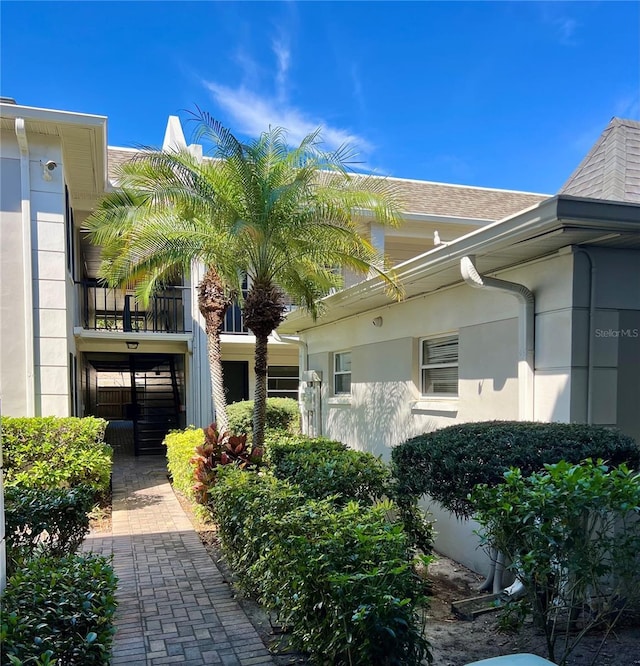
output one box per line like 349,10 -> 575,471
334,351 -> 352,395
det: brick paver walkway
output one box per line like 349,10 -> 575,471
84,423 -> 275,666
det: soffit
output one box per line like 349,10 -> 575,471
0,104 -> 107,212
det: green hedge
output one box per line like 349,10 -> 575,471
1,416 -> 111,496
165,427 -> 204,500
268,435 -> 391,505
1,554 -> 118,666
208,468 -> 430,665
392,421 -> 640,517
227,397 -> 300,437
4,485 -> 94,577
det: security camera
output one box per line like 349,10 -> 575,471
45,160 -> 57,171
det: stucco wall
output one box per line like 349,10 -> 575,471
0,129 -> 70,416
571,248 -> 640,442
0,150 -> 28,415
301,251 -> 576,570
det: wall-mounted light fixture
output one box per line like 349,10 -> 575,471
372,316 -> 383,327
126,341 -> 139,350
41,160 -> 57,181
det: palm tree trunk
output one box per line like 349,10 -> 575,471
206,327 -> 229,434
252,332 -> 269,446
244,280 -> 287,447
198,268 -> 233,433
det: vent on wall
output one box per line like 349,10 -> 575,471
0,97 -> 17,104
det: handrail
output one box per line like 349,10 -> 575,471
77,281 -> 191,333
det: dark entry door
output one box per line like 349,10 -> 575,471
222,361 -> 249,404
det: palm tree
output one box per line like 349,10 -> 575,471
192,113 -> 404,447
83,149 -> 243,433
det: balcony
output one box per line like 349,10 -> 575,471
79,281 -> 190,334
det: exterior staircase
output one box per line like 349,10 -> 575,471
130,355 -> 181,455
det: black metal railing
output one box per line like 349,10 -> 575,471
79,281 -> 190,333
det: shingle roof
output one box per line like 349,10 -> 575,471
380,176 -> 547,220
560,117 -> 640,204
107,147 -> 139,180
106,147 -> 548,221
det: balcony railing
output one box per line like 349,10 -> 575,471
79,281 -> 190,333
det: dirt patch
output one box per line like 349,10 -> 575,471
424,556 -> 640,666
173,488 -> 640,666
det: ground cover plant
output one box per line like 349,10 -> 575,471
472,459 -> 640,666
1,554 -> 118,666
1,416 -> 111,496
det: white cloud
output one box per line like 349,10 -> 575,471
203,80 -> 373,155
272,37 -> 290,102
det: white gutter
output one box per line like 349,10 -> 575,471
460,256 -> 535,421
15,118 -> 35,416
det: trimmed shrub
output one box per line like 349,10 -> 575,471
208,468 -> 430,665
4,485 -> 94,577
227,397 -> 300,437
392,421 -> 640,517
268,436 -> 391,505
1,554 -> 118,666
264,433 -> 347,465
165,426 -> 204,501
472,459 -> 640,665
208,467 -> 305,593
1,416 -> 111,496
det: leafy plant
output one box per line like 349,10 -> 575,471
227,398 -> 301,438
191,422 -> 264,504
1,416 -> 112,496
256,498 -> 430,665
4,485 -> 94,577
393,421 -> 640,517
165,426 -> 204,500
1,554 -> 118,666
472,459 -> 640,666
208,468 -> 431,665
269,438 -> 391,505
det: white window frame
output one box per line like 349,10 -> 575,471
420,334 -> 458,397
333,350 -> 352,395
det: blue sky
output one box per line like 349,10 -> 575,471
1,1 -> 638,193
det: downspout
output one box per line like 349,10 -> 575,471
461,256 -> 535,595
573,249 -> 595,424
460,256 -> 535,421
15,118 -> 35,416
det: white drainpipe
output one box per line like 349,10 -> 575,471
15,118 -> 35,416
460,256 -> 535,421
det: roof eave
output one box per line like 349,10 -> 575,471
279,195 -> 640,334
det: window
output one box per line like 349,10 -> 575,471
334,351 -> 352,395
267,365 -> 299,400
420,335 -> 458,396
